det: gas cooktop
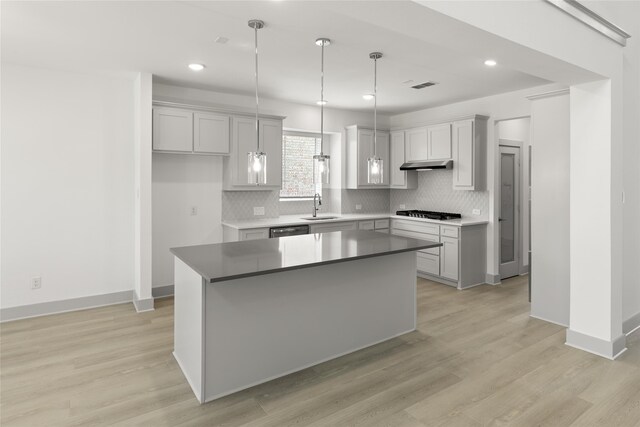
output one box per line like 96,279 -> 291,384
396,210 -> 462,221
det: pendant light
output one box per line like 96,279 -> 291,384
367,52 -> 383,185
247,19 -> 267,185
313,38 -> 331,185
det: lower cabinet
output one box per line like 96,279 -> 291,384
391,219 -> 486,289
439,236 -> 459,281
240,228 -> 270,241
417,252 -> 439,276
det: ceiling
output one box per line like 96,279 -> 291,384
1,1 -> 553,114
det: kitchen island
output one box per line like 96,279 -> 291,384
171,230 -> 442,403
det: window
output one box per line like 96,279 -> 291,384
280,132 -> 322,199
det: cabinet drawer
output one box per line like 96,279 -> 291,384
239,228 -> 269,241
391,229 -> 440,255
358,220 -> 374,230
417,252 -> 440,276
441,226 -> 459,238
374,219 -> 390,229
376,228 -> 390,234
310,222 -> 357,234
391,219 -> 440,237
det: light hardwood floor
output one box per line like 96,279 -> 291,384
1,276 -> 639,426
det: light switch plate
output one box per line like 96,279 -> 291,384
355,204 -> 362,210
472,209 -> 481,215
253,207 -> 265,216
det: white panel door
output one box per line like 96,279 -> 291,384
427,123 -> 452,160
405,127 -> 428,161
153,107 -> 193,152
453,120 -> 474,188
499,145 -> 521,279
390,131 -> 406,187
194,112 -> 229,154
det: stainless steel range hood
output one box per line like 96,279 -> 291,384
400,160 -> 453,171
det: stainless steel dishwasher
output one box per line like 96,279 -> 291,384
269,225 -> 310,238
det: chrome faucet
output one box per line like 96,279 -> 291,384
312,193 -> 322,217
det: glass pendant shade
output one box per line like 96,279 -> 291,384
367,156 -> 383,184
313,154 -> 331,185
247,151 -> 267,185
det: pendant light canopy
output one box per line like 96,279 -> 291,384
247,19 -> 267,185
313,37 -> 331,185
367,52 -> 383,185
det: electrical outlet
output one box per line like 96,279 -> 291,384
355,204 -> 362,211
473,209 -> 481,215
399,204 -> 406,210
190,206 -> 198,216
253,206 -> 265,216
31,277 -> 42,290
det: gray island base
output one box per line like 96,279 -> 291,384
171,230 -> 442,403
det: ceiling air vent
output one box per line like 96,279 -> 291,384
411,81 -> 437,89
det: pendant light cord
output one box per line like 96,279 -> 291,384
320,41 -> 325,155
373,55 -> 377,157
254,25 -> 260,152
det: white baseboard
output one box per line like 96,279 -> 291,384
485,273 -> 501,285
624,311 -> 640,335
565,329 -> 627,360
152,284 -> 175,299
133,295 -> 154,312
529,313 -> 569,328
0,290 -> 133,322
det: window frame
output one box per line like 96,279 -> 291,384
279,131 -> 323,200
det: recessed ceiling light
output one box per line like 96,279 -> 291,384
215,36 -> 229,44
316,100 -> 328,105
484,59 -> 497,67
362,94 -> 374,101
188,63 -> 205,71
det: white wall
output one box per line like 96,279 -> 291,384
529,92 -> 570,326
152,154 -> 223,289
498,117 -> 531,271
390,82 -> 563,280
1,64 -> 136,309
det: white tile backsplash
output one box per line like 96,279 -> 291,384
222,191 -> 280,220
390,170 -> 489,217
340,189 -> 390,214
222,171 -> 488,220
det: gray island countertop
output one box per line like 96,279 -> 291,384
170,230 -> 442,283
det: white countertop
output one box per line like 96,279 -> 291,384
222,213 -> 488,230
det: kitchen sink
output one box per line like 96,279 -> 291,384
300,216 -> 340,221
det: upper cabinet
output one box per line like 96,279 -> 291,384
427,123 -> 452,160
390,130 -> 417,189
392,114 -> 487,191
152,105 -> 230,155
405,124 -> 451,162
405,127 -> 428,162
223,116 -> 283,191
193,112 -> 230,154
152,107 -> 193,152
452,116 -> 487,191
345,125 -> 390,189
